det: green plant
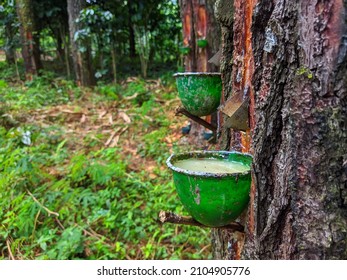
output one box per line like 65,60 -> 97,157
0,76 -> 211,260
97,84 -> 120,101
296,66 -> 313,79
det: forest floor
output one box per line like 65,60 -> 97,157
0,67 -> 215,259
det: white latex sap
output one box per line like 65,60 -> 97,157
174,158 -> 250,174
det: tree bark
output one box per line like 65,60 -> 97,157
213,0 -> 347,260
244,0 -> 347,260
54,27 -> 64,64
211,0 -> 250,259
179,0 -> 220,72
16,0 -> 42,79
127,0 -> 136,58
4,19 -> 16,65
67,0 -> 95,87
111,44 -> 117,83
60,26 -> 71,79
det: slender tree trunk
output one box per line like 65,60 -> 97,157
4,19 -> 16,65
60,26 -> 71,79
13,52 -> 20,80
212,0 -> 347,260
53,26 -> 64,64
134,26 -> 150,78
97,37 -> 104,72
67,0 -> 95,87
111,43 -> 117,83
127,0 -> 136,58
16,0 -> 42,79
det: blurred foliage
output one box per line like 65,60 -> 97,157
0,0 -> 182,80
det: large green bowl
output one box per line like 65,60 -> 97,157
166,151 -> 252,227
174,72 -> 222,117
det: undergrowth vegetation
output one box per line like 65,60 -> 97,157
0,63 -> 211,260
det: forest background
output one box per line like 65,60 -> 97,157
0,0 -> 214,260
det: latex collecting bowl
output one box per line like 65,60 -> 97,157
174,72 -> 222,117
166,151 -> 252,227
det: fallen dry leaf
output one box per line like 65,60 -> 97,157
99,110 -> 107,119
80,114 -> 86,123
118,111 -> 131,124
104,126 -> 128,147
108,114 -> 113,124
104,128 -> 121,147
123,93 -> 138,100
109,135 -> 120,147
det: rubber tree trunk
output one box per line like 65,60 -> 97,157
67,0 -> 95,87
111,45 -> 117,84
211,0 -> 249,259
16,0 -> 42,79
4,19 -> 16,65
127,0 -> 136,58
213,0 -> 347,260
60,26 -> 71,79
179,0 -> 220,72
178,0 -> 221,146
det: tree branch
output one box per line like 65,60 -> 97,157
159,211 -> 244,232
175,107 -> 217,132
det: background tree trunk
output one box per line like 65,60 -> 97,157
212,0 -> 347,260
16,0 -> 42,79
179,0 -> 221,146
4,19 -> 16,65
179,0 -> 220,72
211,0 -> 249,259
179,0 -> 196,71
67,0 -> 95,87
60,26 -> 71,79
127,0 -> 136,58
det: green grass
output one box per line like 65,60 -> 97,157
0,64 -> 211,260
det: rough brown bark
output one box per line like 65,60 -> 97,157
67,0 -> 95,87
213,0 -> 347,260
127,0 -> 136,58
16,0 -> 42,79
243,0 -> 347,260
205,0 -> 221,72
211,0 -> 250,259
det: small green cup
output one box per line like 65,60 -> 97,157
179,46 -> 191,55
197,39 -> 208,48
167,151 -> 252,227
174,72 -> 222,117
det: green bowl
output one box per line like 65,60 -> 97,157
197,39 -> 208,48
166,151 -> 252,227
174,72 -> 222,117
179,46 -> 191,55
